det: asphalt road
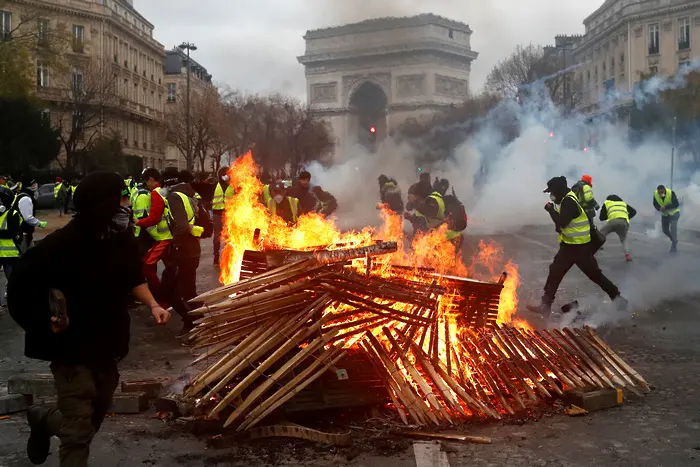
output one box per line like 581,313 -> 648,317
0,223 -> 698,467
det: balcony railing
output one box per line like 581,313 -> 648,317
679,40 -> 690,50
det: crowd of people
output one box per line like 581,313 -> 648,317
0,164 -> 684,467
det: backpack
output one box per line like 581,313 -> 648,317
193,196 -> 214,239
443,188 -> 467,232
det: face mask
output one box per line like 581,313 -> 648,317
274,194 -> 284,203
550,194 -> 557,202
222,175 -> 230,182
659,192 -> 666,198
110,206 -> 133,233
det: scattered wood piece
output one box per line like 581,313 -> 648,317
248,424 -> 352,446
401,431 -> 492,444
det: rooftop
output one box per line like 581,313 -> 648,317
304,13 -> 472,39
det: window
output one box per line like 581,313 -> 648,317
620,52 -> 625,68
0,11 -> 11,40
72,111 -> 84,139
648,23 -> 660,55
123,78 -> 128,98
37,61 -> 49,87
37,18 -> 49,44
41,109 -> 50,124
448,28 -> 454,39
167,83 -> 176,102
72,25 -> 84,52
71,70 -> 84,95
134,83 -> 138,103
679,17 -> 690,50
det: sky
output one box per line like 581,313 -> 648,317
136,0 -> 602,102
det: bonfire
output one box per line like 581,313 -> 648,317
180,152 -> 648,431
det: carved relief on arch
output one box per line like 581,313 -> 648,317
343,73 -> 392,108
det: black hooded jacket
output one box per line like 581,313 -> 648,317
599,195 -> 637,221
167,183 -> 202,259
7,172 -> 145,365
547,185 -> 583,232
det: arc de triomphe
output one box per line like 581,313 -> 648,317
297,14 -> 479,160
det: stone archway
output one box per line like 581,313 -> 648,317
348,81 -> 388,153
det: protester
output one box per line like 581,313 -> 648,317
7,171 -> 170,466
14,179 -> 47,252
212,166 -> 235,266
286,171 -> 317,214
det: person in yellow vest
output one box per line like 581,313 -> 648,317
136,168 -> 173,305
212,166 -> 235,266
162,169 -> 212,336
0,175 -> 8,189
131,177 -> 153,259
404,179 -> 458,243
54,177 -> 68,218
599,195 -> 637,262
0,186 -> 20,306
653,184 -> 680,253
267,181 -> 299,225
527,176 -> 627,315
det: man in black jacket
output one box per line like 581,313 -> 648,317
161,170 -> 207,335
286,171 -> 318,214
8,171 -> 170,466
599,195 -> 637,262
527,176 -> 627,315
377,175 -> 404,214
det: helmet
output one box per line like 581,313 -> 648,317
581,174 -> 593,185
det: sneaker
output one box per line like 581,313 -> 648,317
625,254 -> 633,262
614,296 -> 629,311
560,300 -> 580,314
213,258 -> 219,267
670,242 -> 678,253
526,303 -> 552,315
26,407 -> 51,464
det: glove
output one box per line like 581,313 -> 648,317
191,225 -> 204,237
544,203 -> 555,212
39,221 -> 48,228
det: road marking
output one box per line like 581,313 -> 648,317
515,234 -> 558,253
413,442 -> 450,467
628,231 -> 700,250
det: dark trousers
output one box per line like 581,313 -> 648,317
1,258 -> 16,306
661,213 -> 679,244
161,254 -> 200,328
212,211 -> 224,262
37,361 -> 119,467
542,243 -> 620,305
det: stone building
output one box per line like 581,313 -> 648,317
1,0 -> 167,172
163,47 -> 214,170
573,0 -> 700,113
297,14 -> 478,158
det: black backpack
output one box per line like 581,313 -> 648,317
443,189 -> 468,232
193,197 -> 214,239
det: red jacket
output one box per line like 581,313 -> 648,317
136,185 -> 165,229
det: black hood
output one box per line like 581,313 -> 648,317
544,176 -> 569,203
73,172 -> 125,222
606,194 -> 623,202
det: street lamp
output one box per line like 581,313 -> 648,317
178,42 -> 197,171
671,116 -> 677,189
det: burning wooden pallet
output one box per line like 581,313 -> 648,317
182,242 -> 649,430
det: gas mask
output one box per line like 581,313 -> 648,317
273,194 -> 284,203
222,175 -> 230,182
110,206 -> 133,233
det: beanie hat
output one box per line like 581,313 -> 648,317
73,171 -> 125,216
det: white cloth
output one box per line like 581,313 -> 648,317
18,196 -> 41,228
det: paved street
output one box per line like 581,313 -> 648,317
0,220 -> 698,466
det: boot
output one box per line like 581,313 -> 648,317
625,253 -> 633,262
26,407 -> 51,464
526,302 -> 552,315
670,242 -> 678,253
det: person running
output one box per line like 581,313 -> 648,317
599,195 -> 637,262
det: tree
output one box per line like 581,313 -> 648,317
51,59 -> 119,170
0,98 -> 61,174
80,136 -> 127,174
486,44 -> 580,110
0,2 -> 67,99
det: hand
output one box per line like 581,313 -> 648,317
544,202 -> 555,212
39,221 -> 48,228
150,305 -> 170,324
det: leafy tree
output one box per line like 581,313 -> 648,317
0,98 -> 61,173
80,136 -> 126,174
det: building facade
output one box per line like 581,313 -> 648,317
1,0 -> 167,172
297,14 -> 478,159
163,46 -> 214,170
573,0 -> 700,113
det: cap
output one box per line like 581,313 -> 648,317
56,177 -> 62,183
543,176 -> 568,193
581,174 -> 593,185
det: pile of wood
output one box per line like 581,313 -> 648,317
181,242 -> 649,430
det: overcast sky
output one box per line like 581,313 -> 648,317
136,0 -> 602,101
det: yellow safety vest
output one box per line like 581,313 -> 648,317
212,183 -> 234,211
146,187 -> 173,241
53,183 -> 62,199
0,210 -> 19,258
267,197 -> 299,224
261,184 -> 271,205
415,192 -> 446,229
559,192 -> 591,245
654,189 -> 680,216
603,200 -> 629,223
173,191 -> 196,226
132,188 -> 151,236
581,184 -> 594,203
